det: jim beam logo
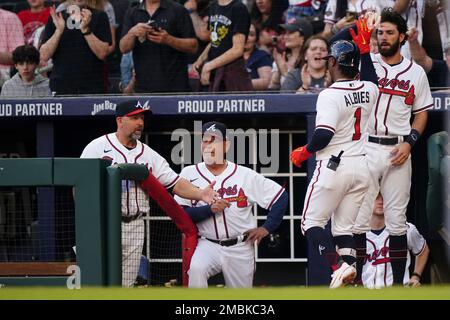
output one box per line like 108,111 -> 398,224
91,100 -> 117,115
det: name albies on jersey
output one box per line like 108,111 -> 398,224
80,133 -> 180,216
362,222 -> 427,289
174,162 -> 285,240
371,53 -> 434,137
314,80 -> 379,161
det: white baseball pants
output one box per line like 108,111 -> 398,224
188,238 -> 255,288
353,141 -> 411,236
301,156 -> 370,236
121,219 -> 144,287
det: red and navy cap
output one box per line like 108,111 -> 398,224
115,100 -> 150,117
202,121 -> 228,140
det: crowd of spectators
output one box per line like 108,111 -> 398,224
0,0 -> 448,96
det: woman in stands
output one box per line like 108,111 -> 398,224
244,23 -> 273,91
281,34 -> 330,92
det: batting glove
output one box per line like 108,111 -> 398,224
349,17 -> 373,55
290,145 -> 312,168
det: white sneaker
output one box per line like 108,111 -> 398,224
329,262 -> 356,289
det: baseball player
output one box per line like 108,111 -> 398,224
350,7 -> 434,286
378,0 -> 425,60
80,100 -> 217,287
290,16 -> 380,288
174,121 -> 288,288
362,193 -> 430,288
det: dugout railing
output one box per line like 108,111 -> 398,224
0,158 -> 109,286
0,160 -> 194,287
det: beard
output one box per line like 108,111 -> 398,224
378,38 -> 400,57
131,131 -> 142,141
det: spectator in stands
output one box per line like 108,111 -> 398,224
17,0 -> 51,47
408,26 -> 450,90
244,23 -> 273,90
269,16 -> 312,90
119,51 -> 135,93
0,9 -> 25,87
286,0 -> 326,35
251,0 -> 289,53
40,1 -> 112,95
185,0 -> 211,92
281,34 -> 329,92
286,0 -> 326,19
106,0 -> 131,90
1,45 -> 50,97
120,0 -> 197,93
98,0 -> 118,55
193,0 -> 253,91
321,0 -> 379,39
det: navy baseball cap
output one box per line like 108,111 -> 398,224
115,100 -> 150,117
279,17 -> 313,39
202,121 -> 228,140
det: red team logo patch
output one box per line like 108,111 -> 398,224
378,77 -> 416,106
217,185 -> 249,208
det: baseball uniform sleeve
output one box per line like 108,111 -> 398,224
80,138 -> 103,158
245,170 -> 285,210
406,223 -> 427,256
315,90 -> 340,134
149,149 -> 180,189
174,167 -> 194,207
412,69 -> 434,114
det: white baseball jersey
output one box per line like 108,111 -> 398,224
174,161 -> 285,240
314,80 -> 379,161
362,222 -> 427,289
324,0 -> 380,25
301,79 -> 378,236
80,133 -> 180,216
371,53 -> 434,136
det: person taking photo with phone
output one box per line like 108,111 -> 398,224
120,0 -> 197,93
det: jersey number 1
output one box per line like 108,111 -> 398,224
352,107 -> 361,141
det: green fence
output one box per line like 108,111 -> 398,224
0,159 -> 148,287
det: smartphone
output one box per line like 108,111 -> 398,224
346,11 -> 358,20
147,19 -> 160,30
271,36 -> 278,45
